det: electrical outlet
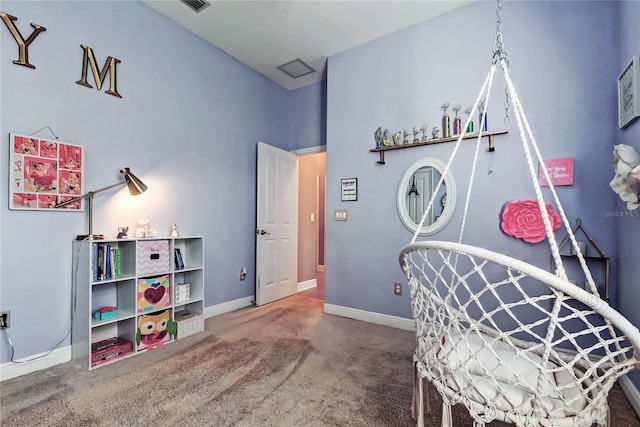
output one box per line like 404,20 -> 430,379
0,310 -> 10,329
394,282 -> 402,296
240,267 -> 247,281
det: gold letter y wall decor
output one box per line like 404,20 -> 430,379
0,11 -> 47,69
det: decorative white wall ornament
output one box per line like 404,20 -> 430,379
610,144 -> 640,210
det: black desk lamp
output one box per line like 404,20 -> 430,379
55,167 -> 147,240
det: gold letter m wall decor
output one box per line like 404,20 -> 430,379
76,45 -> 122,98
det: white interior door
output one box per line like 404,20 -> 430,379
256,142 -> 298,306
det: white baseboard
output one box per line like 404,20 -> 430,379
323,303 -> 415,331
1,296 -> 254,382
619,374 -> 640,418
204,296 -> 254,318
0,345 -> 71,382
297,278 -> 317,292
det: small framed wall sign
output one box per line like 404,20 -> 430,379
341,178 -> 358,201
618,55 -> 640,129
538,157 -> 574,187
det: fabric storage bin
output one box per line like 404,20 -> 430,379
137,240 -> 171,276
137,274 -> 171,313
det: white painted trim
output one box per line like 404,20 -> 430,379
204,296 -> 254,319
619,374 -> 640,418
323,303 -> 415,331
291,145 -> 326,155
297,278 -> 317,292
0,345 -> 71,382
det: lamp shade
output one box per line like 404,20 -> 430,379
121,167 -> 147,195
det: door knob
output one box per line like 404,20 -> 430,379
256,229 -> 271,236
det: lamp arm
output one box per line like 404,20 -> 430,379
55,181 -> 126,208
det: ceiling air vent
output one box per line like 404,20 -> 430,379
276,59 -> 316,79
180,0 -> 211,13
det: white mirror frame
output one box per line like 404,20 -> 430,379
396,157 -> 457,236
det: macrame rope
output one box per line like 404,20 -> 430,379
501,61 -> 625,360
457,65 -> 498,245
410,63 -> 498,245
500,58 -> 598,291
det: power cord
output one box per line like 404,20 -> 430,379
4,237 -> 86,363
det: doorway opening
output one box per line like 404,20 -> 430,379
297,151 -> 326,301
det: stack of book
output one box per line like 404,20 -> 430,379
92,242 -> 120,281
174,248 -> 185,270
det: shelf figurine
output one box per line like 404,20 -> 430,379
171,223 -> 179,237
413,126 -> 420,143
420,124 -> 429,141
135,218 -> 157,238
403,129 -> 410,145
441,102 -> 451,138
374,127 -> 383,148
117,226 -> 129,239
432,126 -> 440,140
392,131 -> 401,146
382,129 -> 392,147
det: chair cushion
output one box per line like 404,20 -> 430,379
422,331 -> 589,418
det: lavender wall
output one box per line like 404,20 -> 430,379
325,1 -> 620,318
289,82 -> 327,150
616,0 -> 640,389
0,0 -> 291,363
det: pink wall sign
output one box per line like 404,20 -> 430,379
538,158 -> 574,186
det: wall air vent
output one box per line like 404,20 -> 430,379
277,59 -> 316,79
180,0 -> 211,13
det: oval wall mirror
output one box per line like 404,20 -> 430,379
396,157 -> 457,236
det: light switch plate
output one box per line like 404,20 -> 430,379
334,210 -> 347,221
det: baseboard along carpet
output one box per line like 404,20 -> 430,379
1,295 -> 639,426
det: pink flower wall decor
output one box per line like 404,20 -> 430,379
500,200 -> 562,244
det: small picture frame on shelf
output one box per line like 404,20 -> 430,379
341,178 -> 358,202
618,55 -> 640,129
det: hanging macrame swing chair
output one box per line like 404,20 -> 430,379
400,3 -> 640,427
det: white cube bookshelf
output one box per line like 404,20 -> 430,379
71,236 -> 205,369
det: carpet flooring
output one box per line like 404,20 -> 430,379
1,294 -> 639,426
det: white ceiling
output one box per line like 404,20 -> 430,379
142,0 -> 474,91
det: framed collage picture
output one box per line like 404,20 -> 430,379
9,133 -> 85,211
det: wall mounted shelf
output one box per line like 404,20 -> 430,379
369,129 -> 509,164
